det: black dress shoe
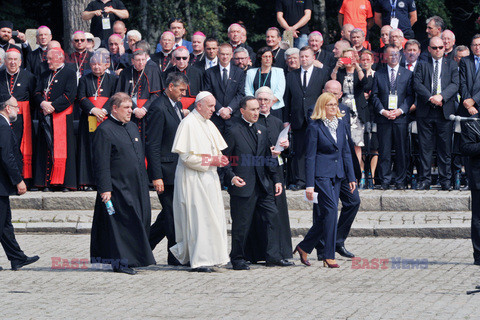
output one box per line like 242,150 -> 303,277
474,260 -> 480,266
61,188 -> 70,192
113,266 -> 137,275
0,266 -> 3,271
288,184 -> 299,191
395,184 -> 405,190
232,261 -> 250,270
266,259 -> 295,267
191,267 -> 213,273
84,186 -> 94,191
336,246 -> 355,258
381,183 -> 390,190
416,182 -> 430,190
441,184 -> 453,191
11,255 -> 40,270
42,187 -> 51,192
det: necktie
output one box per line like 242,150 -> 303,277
476,57 -> 480,74
432,60 -> 439,95
223,68 -> 228,87
302,70 -> 307,91
209,60 -> 213,69
174,102 -> 183,121
390,68 -> 396,94
407,63 -> 412,71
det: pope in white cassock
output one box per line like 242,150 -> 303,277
170,91 -> 230,273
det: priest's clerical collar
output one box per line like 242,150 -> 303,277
110,114 -> 126,125
260,112 -> 270,118
6,68 -> 19,76
242,115 -> 254,127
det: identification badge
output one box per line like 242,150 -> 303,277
388,94 -> 398,110
351,98 -> 357,113
132,95 -> 137,105
278,155 -> 284,166
102,17 -> 111,30
88,116 -> 98,132
390,17 -> 399,29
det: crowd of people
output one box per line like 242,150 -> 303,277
1,0 -> 480,273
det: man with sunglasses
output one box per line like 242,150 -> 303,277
414,36 -> 459,190
67,31 -> 93,83
163,46 -> 204,110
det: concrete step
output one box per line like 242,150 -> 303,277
9,189 -> 472,212
11,209 -> 472,238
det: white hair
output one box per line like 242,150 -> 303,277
284,47 -> 300,60
126,30 -> 142,41
308,32 -> 323,42
36,26 -> 52,36
254,86 -> 274,100
389,28 -> 404,38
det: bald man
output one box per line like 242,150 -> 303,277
442,30 -> 456,60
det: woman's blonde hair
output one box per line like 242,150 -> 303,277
310,92 -> 344,120
342,48 -> 356,57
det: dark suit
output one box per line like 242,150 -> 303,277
284,66 -> 329,187
371,65 -> 414,186
0,115 -> 28,263
223,117 -> 282,264
297,118 -> 355,259
459,55 -> 480,117
460,118 -> 480,264
414,58 -> 459,186
315,49 -> 336,73
145,93 -> 183,264
204,64 -> 246,134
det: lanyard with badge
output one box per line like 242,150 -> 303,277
102,11 -> 111,30
390,0 -> 399,29
388,72 -> 398,111
257,69 -> 271,88
130,68 -> 145,104
75,53 -> 88,84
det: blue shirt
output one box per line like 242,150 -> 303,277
374,0 -> 416,36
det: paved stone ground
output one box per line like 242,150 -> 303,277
1,235 -> 480,319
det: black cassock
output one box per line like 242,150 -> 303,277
77,72 -> 118,186
33,65 -> 77,189
245,113 -> 293,262
116,65 -> 163,145
0,68 -> 36,180
163,65 -> 204,109
91,116 -> 156,268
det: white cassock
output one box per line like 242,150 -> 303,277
170,109 -> 230,268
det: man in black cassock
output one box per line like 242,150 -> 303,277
33,47 -> 77,191
91,92 -> 155,275
245,87 -> 293,264
0,49 -> 36,184
26,26 -> 52,78
163,46 -> 204,110
116,48 -> 162,145
77,50 -> 117,190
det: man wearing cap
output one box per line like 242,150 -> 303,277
33,47 -> 77,191
145,72 -> 189,266
169,91 -> 230,272
190,31 -> 206,67
151,31 -> 175,73
0,21 -> 31,68
26,26 -> 52,77
66,31 -> 93,83
0,49 -> 36,185
0,94 -> 39,271
82,0 -> 129,42
163,46 -> 204,110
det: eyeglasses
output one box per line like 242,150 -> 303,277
175,56 -> 188,61
74,39 -> 86,43
430,46 -> 444,50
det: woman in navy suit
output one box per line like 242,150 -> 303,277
293,92 -> 356,268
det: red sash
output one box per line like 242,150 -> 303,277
180,97 -> 196,109
137,99 -> 147,108
87,97 -> 109,127
17,101 -> 33,179
50,105 -> 73,185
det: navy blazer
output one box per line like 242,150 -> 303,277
204,64 -> 246,114
414,57 -> 459,119
459,55 -> 480,116
0,117 -> 23,196
371,65 -> 414,124
284,66 -> 329,129
305,118 -> 355,189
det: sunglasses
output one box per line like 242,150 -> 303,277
74,39 -> 86,43
175,56 -> 188,60
430,46 -> 444,50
